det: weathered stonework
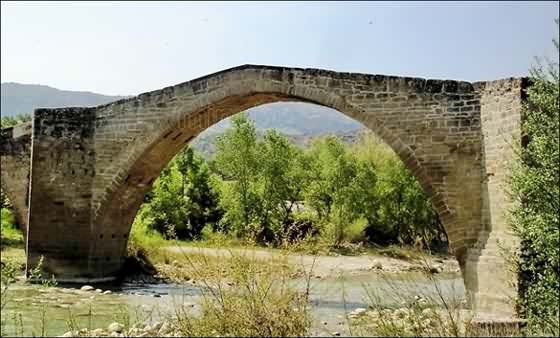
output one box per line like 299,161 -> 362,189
465,78 -> 528,316
0,65 -> 528,316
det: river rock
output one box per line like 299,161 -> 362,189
151,321 -> 163,332
107,322 -> 123,333
102,290 -> 112,295
428,264 -> 442,274
394,308 -> 408,319
95,289 -> 103,293
80,285 -> 94,291
371,261 -> 383,270
350,308 -> 367,316
91,328 -> 105,336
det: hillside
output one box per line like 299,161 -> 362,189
0,82 -> 126,117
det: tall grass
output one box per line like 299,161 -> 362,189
169,248 -> 312,336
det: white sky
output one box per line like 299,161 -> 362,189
1,1 -> 558,96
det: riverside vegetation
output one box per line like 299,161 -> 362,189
1,24 -> 559,336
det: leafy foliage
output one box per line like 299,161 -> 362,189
508,19 -> 559,336
135,112 -> 444,250
137,146 -> 221,240
0,113 -> 31,129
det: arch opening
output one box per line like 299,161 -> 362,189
94,97 -> 460,278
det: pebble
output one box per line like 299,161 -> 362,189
152,321 -> 163,331
371,261 -> 383,270
95,289 -> 103,293
102,290 -> 112,295
80,285 -> 94,291
350,307 -> 367,316
91,328 -> 104,336
107,322 -> 123,333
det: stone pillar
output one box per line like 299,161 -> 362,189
465,78 -> 527,316
26,108 -> 104,282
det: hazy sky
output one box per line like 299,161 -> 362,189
1,1 -> 558,96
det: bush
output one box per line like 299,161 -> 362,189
137,146 -> 222,240
508,19 -> 559,336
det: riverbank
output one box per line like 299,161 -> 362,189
2,237 -> 468,337
162,244 -> 460,279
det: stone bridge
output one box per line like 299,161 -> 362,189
0,65 -> 527,316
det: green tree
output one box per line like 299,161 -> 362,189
508,19 -> 559,335
140,146 -> 221,239
1,113 -> 31,128
351,132 -> 444,248
304,135 -> 376,246
257,130 -> 306,242
214,113 -> 262,239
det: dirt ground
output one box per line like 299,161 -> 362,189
165,245 -> 461,278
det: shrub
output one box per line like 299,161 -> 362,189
508,19 -> 559,336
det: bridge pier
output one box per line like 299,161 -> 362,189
24,108 -> 119,282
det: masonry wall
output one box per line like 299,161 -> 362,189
465,78 -> 527,316
26,108 -> 100,282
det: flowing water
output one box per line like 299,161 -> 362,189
1,272 -> 464,336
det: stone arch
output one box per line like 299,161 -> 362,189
86,66 -> 474,282
97,95 -> 444,234
25,66 -> 492,309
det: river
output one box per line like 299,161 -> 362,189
1,271 -> 464,337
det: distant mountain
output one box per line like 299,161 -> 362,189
191,127 -> 367,159
204,102 -> 363,136
1,83 -> 364,137
0,82 -> 126,117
